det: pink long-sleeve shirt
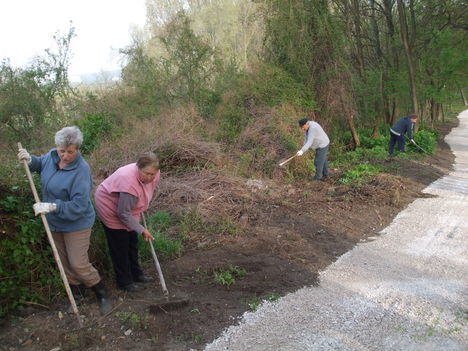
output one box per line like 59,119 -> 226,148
94,163 -> 160,231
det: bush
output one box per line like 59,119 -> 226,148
408,129 -> 437,154
216,104 -> 249,143
248,65 -> 316,109
0,185 -> 62,318
0,28 -> 75,147
360,135 -> 388,149
74,113 -> 113,155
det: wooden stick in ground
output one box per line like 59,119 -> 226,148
142,213 -> 169,296
279,154 -> 297,167
17,142 -> 83,328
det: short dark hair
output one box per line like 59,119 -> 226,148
298,118 -> 308,127
409,114 -> 418,120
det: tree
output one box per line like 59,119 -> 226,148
263,0 -> 360,145
158,12 -> 221,103
0,27 -> 75,146
396,0 -> 419,117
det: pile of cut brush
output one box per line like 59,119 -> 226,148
154,169 -> 251,219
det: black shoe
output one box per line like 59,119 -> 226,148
134,275 -> 155,283
120,283 -> 144,292
91,281 -> 113,315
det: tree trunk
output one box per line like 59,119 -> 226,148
423,99 -> 431,123
430,98 -> 436,126
383,0 -> 400,71
397,0 -> 419,116
459,85 -> 468,105
409,0 -> 417,48
347,113 -> 361,148
371,124 -> 380,138
351,0 -> 365,77
436,102 -> 443,122
380,71 -> 391,125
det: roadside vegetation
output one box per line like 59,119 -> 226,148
1,0 -> 466,319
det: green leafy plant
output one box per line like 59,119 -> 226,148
408,130 -> 437,154
248,294 -> 261,312
0,184 -> 63,318
228,264 -> 247,278
214,271 -> 235,286
339,164 -> 383,186
75,113 -> 113,155
213,264 -> 247,286
267,293 -> 282,302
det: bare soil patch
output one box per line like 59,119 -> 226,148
0,119 -> 457,351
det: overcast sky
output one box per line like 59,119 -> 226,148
0,0 -> 146,81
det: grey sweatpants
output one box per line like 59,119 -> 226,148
314,145 -> 329,180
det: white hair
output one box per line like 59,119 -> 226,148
54,126 -> 83,148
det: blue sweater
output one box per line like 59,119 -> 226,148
29,148 -> 95,232
390,116 -> 415,139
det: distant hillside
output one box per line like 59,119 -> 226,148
70,69 -> 121,84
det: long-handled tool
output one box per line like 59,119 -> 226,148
279,154 -> 297,167
406,136 -> 439,161
142,213 -> 168,296
142,212 -> 189,313
17,143 -> 83,328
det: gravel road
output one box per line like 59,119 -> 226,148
204,110 -> 468,351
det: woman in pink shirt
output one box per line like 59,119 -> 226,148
94,152 -> 160,292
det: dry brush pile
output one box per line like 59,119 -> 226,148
87,105 -> 251,223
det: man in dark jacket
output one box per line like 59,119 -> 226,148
388,114 -> 418,156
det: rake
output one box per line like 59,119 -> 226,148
142,212 -> 189,313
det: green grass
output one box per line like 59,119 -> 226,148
139,211 -> 181,261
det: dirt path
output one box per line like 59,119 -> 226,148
205,110 -> 468,350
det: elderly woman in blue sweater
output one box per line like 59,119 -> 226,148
17,126 -> 112,315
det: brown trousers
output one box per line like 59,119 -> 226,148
52,228 -> 101,287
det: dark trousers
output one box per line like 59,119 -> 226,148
314,145 -> 329,180
102,224 -> 143,288
388,133 -> 405,155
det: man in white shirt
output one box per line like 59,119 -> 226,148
296,118 -> 330,180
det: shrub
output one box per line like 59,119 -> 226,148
243,65 -> 315,109
0,29 -> 75,148
215,104 -> 249,143
408,129 -> 437,154
74,113 -> 113,155
360,135 -> 388,149
0,185 -> 62,318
